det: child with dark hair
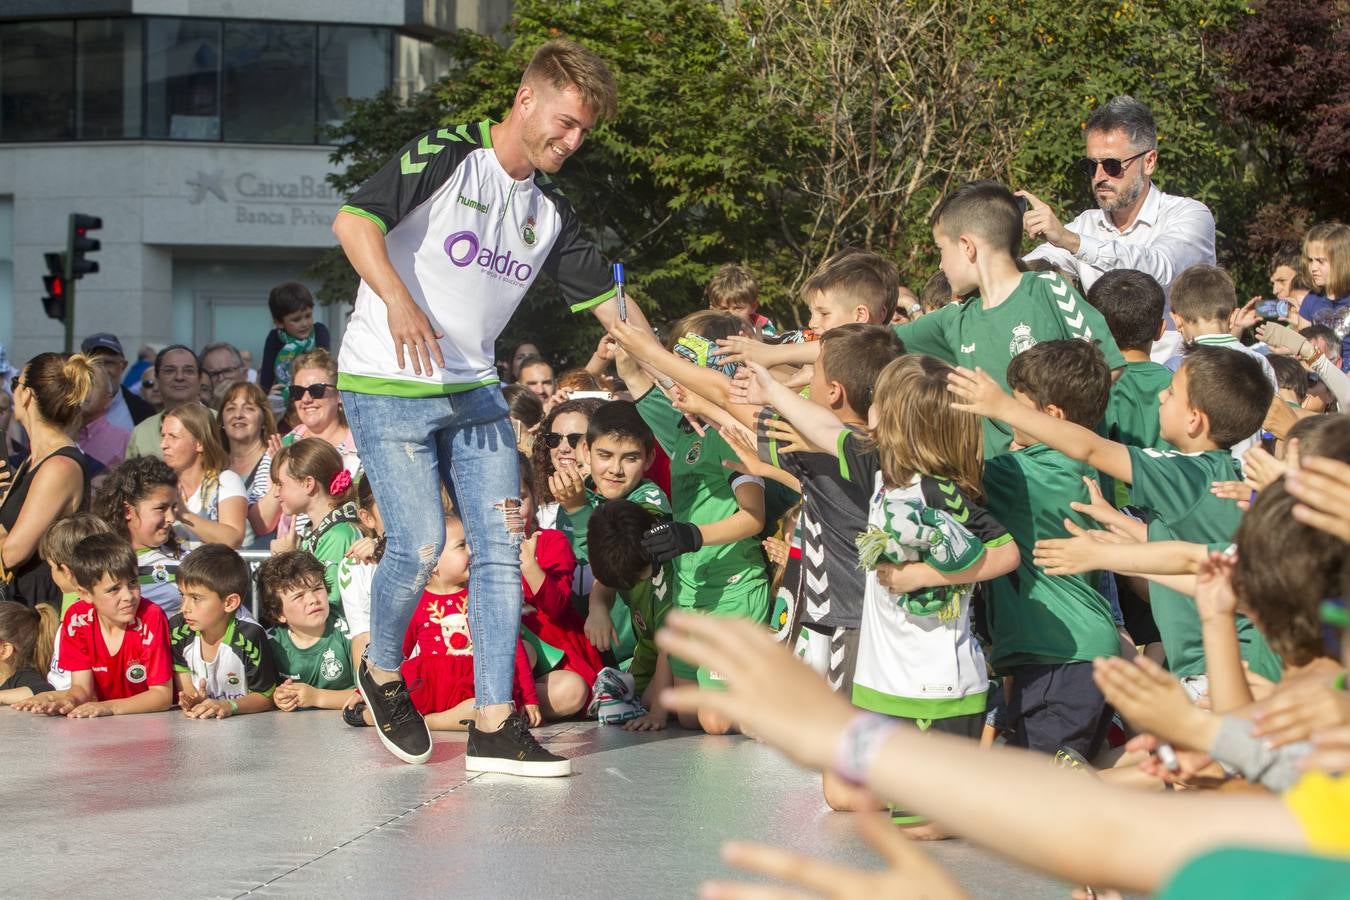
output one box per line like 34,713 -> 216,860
1087,269 -> 1175,461
94,456 -> 185,616
897,180 -> 1124,456
587,499 -> 676,730
15,533 -> 172,717
980,340 -> 1122,758
259,281 -> 331,397
952,345 -> 1284,699
170,544 -> 277,719
34,513 -> 113,691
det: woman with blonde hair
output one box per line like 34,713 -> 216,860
161,402 -> 245,549
0,352 -> 96,606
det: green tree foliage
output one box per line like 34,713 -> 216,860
314,0 -> 1319,361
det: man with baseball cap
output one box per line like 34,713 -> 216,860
81,333 -> 157,428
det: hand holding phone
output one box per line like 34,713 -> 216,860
1255,299 -> 1291,320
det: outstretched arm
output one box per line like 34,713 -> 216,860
657,612 -> 1306,896
744,363 -> 849,458
948,367 -> 1132,483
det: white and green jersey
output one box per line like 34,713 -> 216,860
841,434 -> 1010,719
337,120 -> 615,397
137,545 -> 183,618
170,614 -> 278,700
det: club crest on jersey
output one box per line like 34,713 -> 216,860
522,216 -> 537,246
632,610 -> 648,634
151,563 -> 169,584
685,441 -> 702,465
1009,322 -> 1037,355
320,648 -> 343,680
227,673 -> 240,686
126,662 -> 147,684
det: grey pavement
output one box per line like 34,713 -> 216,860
2,709 -> 1072,898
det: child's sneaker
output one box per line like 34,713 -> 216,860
462,712 -> 571,778
343,699 -> 371,728
587,667 -> 646,724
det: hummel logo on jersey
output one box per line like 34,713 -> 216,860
443,230 -> 535,286
457,194 -> 490,214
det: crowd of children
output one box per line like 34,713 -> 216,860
1,176 -> 1347,883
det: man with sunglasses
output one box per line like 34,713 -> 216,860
1019,96 -> 1215,360
332,40 -> 655,774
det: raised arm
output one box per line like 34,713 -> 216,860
948,367 -> 1132,483
745,363 -> 849,458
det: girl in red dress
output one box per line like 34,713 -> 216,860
518,456 -> 601,719
400,511 -> 539,730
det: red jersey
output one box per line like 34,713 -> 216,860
58,598 -> 172,700
522,529 -> 601,691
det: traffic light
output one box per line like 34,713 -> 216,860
68,212 -> 101,279
42,252 -> 66,321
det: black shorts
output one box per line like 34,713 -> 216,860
886,708 -> 984,826
1006,661 -> 1110,758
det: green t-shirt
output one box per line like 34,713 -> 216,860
267,612 -> 355,691
298,505 -> 363,607
982,445 -> 1120,668
895,271 -> 1124,456
635,389 -> 770,596
1126,446 -> 1282,681
557,477 -> 670,563
623,560 -> 676,697
1101,360 -> 1175,506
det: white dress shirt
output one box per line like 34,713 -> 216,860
1025,183 -> 1216,297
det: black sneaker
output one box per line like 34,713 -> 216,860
342,699 -> 371,728
357,660 -> 431,765
463,712 -> 571,777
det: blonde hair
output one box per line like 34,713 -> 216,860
521,39 -> 618,120
37,511 -> 113,569
705,264 -> 759,311
868,355 -> 984,500
24,352 -> 96,430
1303,222 -> 1350,298
273,437 -> 356,506
217,381 -> 277,451
289,347 -> 347,428
163,402 -> 229,480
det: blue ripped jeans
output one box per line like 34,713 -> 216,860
343,385 -> 524,708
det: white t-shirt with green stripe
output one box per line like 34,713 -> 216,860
337,120 -> 615,397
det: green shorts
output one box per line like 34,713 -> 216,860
669,578 -> 770,684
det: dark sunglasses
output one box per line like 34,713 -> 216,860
1075,150 -> 1148,179
288,382 -> 335,400
543,431 -> 585,450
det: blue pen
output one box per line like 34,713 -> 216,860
613,262 -> 627,321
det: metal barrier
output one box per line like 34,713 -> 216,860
238,548 -> 273,622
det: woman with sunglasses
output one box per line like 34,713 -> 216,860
530,398 -> 605,532
0,353 -> 96,607
249,348 -> 361,540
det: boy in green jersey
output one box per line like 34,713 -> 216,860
551,401 -> 670,667
895,181 -> 1125,457
951,345 -> 1284,696
258,551 -> 356,712
616,310 -> 771,735
588,499 -> 676,731
982,340 -> 1121,758
1086,269 -> 1175,459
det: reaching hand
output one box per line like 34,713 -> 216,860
608,317 -> 665,364
657,611 -> 856,772
1068,476 -> 1143,540
946,366 -> 1011,419
702,806 -> 969,900
1092,656 -> 1208,750
719,424 -> 779,484
763,417 -> 821,455
1193,551 -> 1238,622
585,601 -> 618,653
1252,674 -> 1350,748
713,335 -> 769,368
1286,455 -> 1350,542
1209,481 -> 1255,511
1032,521 -> 1124,576
1241,445 -> 1288,491
641,520 -> 704,563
